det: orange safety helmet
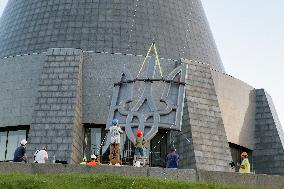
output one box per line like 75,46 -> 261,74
136,130 -> 143,137
241,152 -> 248,158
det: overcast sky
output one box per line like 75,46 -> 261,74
201,0 -> 284,129
0,0 -> 7,17
0,1 -> 283,130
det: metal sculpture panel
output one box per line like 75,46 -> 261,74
107,58 -> 187,142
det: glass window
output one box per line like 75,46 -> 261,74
150,131 -> 168,167
6,130 -> 26,160
84,124 -> 126,164
83,124 -> 164,166
0,132 -> 7,161
0,127 -> 28,161
83,125 -> 105,162
120,135 -> 135,165
101,132 -> 109,158
90,128 -> 101,155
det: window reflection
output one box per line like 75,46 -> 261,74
6,130 -> 26,160
0,128 -> 28,161
83,125 -> 105,162
0,132 -> 7,160
90,128 -> 101,155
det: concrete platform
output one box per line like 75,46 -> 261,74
0,163 -> 283,188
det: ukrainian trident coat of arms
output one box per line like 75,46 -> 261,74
107,43 -> 187,142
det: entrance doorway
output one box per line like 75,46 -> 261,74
229,142 -> 253,172
84,124 -> 136,165
150,130 -> 168,167
83,124 -> 107,163
83,124 -> 169,167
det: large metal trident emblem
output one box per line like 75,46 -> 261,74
107,43 -> 187,142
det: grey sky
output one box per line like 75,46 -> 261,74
0,0 -> 7,17
202,0 -> 284,129
0,0 -> 283,129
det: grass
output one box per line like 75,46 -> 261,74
0,173 -> 262,189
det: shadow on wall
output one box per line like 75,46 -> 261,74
238,89 -> 256,171
238,89 -> 256,149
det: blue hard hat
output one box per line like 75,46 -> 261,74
112,119 -> 118,125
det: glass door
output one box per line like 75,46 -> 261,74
84,124 -> 112,164
84,124 -> 146,165
84,124 -> 170,166
120,134 -> 134,165
150,130 -> 168,167
83,124 -> 104,162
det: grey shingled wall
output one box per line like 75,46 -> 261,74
0,54 -> 45,127
254,89 -> 284,175
174,59 -> 232,171
27,48 -> 84,164
0,0 -> 224,72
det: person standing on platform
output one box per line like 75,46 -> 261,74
109,119 -> 124,165
133,130 -> 146,167
166,146 -> 179,168
239,152 -> 250,173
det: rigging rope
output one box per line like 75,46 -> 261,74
136,42 -> 163,79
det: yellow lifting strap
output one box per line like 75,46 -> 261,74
136,42 -> 163,78
153,43 -> 163,78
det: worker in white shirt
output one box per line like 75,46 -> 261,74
34,146 -> 49,163
109,119 -> 124,165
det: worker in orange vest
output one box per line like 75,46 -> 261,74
87,154 -> 97,166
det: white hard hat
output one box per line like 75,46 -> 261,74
91,154 -> 96,159
20,139 -> 27,145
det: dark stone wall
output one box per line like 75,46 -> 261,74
0,0 -> 224,72
27,48 -> 84,164
173,59 -> 232,172
254,89 -> 284,175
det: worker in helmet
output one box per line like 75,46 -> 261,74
133,130 -> 146,167
239,152 -> 250,173
13,139 -> 28,163
87,154 -> 97,166
109,119 -> 124,165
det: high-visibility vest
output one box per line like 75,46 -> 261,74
87,161 -> 97,166
239,158 -> 250,173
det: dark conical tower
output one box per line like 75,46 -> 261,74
0,0 -> 225,72
2,0 -> 283,176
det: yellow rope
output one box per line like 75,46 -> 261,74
136,42 -> 154,78
153,43 -> 163,78
136,42 -> 163,78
